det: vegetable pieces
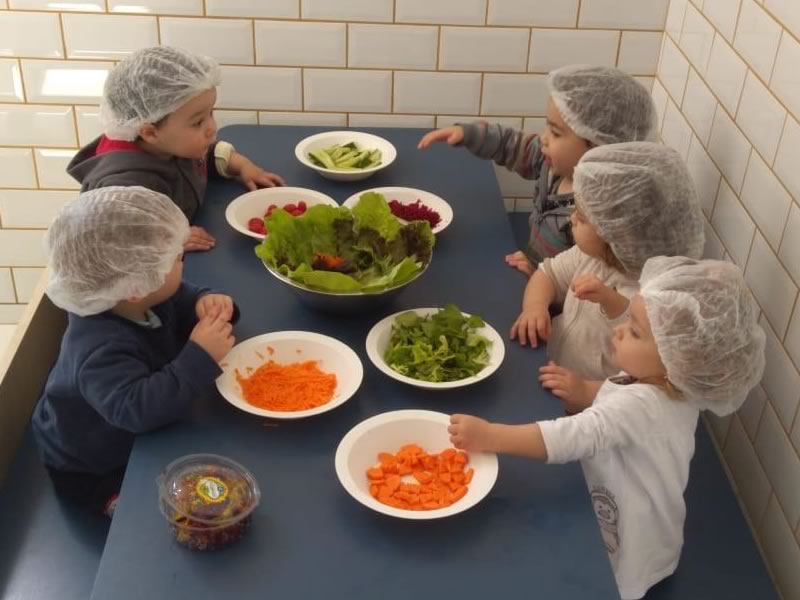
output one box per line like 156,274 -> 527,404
367,444 -> 474,511
309,142 -> 382,171
384,304 -> 492,382
248,201 -> 308,235
388,199 -> 441,228
235,359 -> 337,412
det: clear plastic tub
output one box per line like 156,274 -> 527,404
157,453 -> 260,551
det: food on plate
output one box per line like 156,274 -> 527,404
247,201 -> 309,235
388,198 -> 441,228
235,358 -> 337,412
308,142 -> 382,171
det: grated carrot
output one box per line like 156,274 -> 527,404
235,359 -> 337,412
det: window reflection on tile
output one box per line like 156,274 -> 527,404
22,60 -> 111,104
0,59 -> 24,103
8,1 -> 103,10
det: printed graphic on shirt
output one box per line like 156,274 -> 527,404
592,485 -> 620,554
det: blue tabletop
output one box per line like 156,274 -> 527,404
89,126 -> 619,600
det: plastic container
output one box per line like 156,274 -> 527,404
157,454 -> 260,551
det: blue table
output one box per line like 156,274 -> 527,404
89,126 -> 619,600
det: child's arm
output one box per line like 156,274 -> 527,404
538,361 -> 603,413
171,282 -> 239,340
571,273 -> 630,319
225,150 -> 285,190
449,415 -> 548,460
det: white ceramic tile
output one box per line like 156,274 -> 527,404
707,412 -> 733,446
304,69 -> 391,113
740,151 -> 792,250
482,74 -> 548,116
435,115 -> 523,129
256,21 -> 345,68
503,198 -> 516,211
661,98 -> 693,158
680,2 -> 715,72
651,78 -> 669,130
578,0 -> 670,29
734,0 -> 783,81
779,203 -> 800,286
765,0 -> 800,40
302,0 -> 393,22
11,267 -> 43,303
724,415 -> 772,526
0,104 -> 75,146
218,66 -> 301,111
213,110 -> 257,128
487,0 -> 579,27
515,197 -> 535,212
707,107 -> 751,192
746,232 -> 798,335
21,59 -> 111,104
760,316 -> 800,431
761,496 -> 800,599
687,135 -> 722,216
711,179 -> 755,265
528,29 -> 618,73
75,105 -> 102,146
617,31 -> 662,74
0,189 -> 73,227
704,219 -> 726,259
774,116 -> 800,202
33,148 -> 78,189
0,269 -> 15,303
740,384 -> 767,440
666,0 -> 688,39
770,33 -> 800,122
109,0 -> 201,14
0,59 -> 22,103
682,68 -> 717,144
0,12 -> 62,58
0,230 -> 46,266
258,112 -> 346,127
493,163 -> 536,197
63,14 -> 158,60
395,71 -> 481,115
348,114 -> 434,128
658,37 -> 690,102
788,303 -> 800,384
736,72 -> 787,164
348,24 -> 436,70
206,0 -> 297,18
756,403 -> 800,526
0,306 -> 25,324
704,33 -> 748,115
442,27 -> 529,72
9,0 -> 102,10
703,0 -> 742,42
522,117 -> 545,133
0,148 -> 34,188
634,76 -> 655,91
160,18 -> 252,65
395,0 -> 486,25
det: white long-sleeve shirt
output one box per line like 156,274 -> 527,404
538,376 -> 700,599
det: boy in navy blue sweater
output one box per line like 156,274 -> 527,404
32,186 -> 236,517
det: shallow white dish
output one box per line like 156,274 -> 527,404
294,131 -> 397,182
225,187 -> 338,240
216,331 -> 363,419
335,410 -> 498,520
365,308 -> 505,390
342,187 -> 453,235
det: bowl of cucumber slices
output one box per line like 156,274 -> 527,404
294,131 -> 397,182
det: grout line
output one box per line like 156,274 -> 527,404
57,12 -> 68,59
251,18 -> 256,65
614,30 -> 622,68
484,0 -> 489,26
525,27 -> 532,72
8,268 -> 18,304
575,0 -> 582,28
155,15 -> 162,43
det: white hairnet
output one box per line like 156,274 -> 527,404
640,256 -> 766,415
574,142 -> 705,276
100,46 -> 221,141
548,65 -> 657,146
45,186 -> 190,317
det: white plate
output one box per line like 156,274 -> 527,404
342,187 -> 453,235
295,131 -> 397,182
225,187 -> 338,240
216,331 -> 363,419
335,410 -> 498,520
366,308 -> 505,390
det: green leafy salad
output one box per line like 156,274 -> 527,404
256,193 -> 434,294
384,304 -> 493,383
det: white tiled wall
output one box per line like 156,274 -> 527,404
658,2 -> 800,598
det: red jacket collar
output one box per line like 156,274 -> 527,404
95,135 -> 143,156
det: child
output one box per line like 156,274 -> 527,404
513,142 -> 705,389
450,256 -> 766,600
32,186 -> 237,517
417,65 -> 657,275
68,46 -> 285,252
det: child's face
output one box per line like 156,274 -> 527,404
540,97 -> 591,179
138,88 -> 218,160
609,295 -> 667,380
570,206 -> 608,259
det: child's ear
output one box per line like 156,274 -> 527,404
126,295 -> 144,304
137,123 -> 160,144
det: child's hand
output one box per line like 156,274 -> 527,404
417,126 -> 464,149
510,304 -> 551,347
448,414 -> 492,452
505,251 -> 534,276
196,294 -> 234,322
238,161 -> 286,191
538,361 -> 595,413
571,273 -> 611,303
190,313 -> 235,363
185,226 -> 215,252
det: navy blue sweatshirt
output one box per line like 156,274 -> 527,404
32,282 -> 225,475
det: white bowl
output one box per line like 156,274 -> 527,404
342,187 -> 453,235
295,131 -> 397,182
225,187 -> 338,240
335,410 -> 498,520
216,331 -> 363,419
365,308 -> 505,390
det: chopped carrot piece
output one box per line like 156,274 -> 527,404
367,467 -> 384,480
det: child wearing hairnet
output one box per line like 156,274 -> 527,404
417,65 -> 657,275
512,142 -> 705,405
450,256 -> 766,600
67,46 -> 285,253
31,187 -> 237,517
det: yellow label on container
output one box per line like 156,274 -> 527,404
196,476 -> 228,504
